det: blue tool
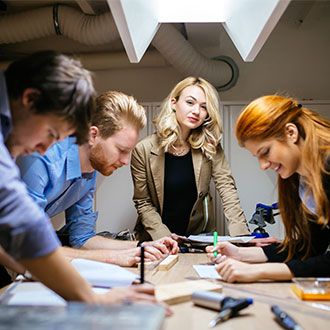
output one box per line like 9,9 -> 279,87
250,202 -> 279,237
191,291 -> 253,327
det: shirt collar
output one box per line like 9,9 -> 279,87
66,140 -> 95,181
66,142 -> 82,180
0,70 -> 12,141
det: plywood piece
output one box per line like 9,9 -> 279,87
155,280 -> 222,305
137,255 -> 179,271
157,255 -> 178,271
137,261 -> 153,270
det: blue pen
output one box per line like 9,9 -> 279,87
213,231 -> 218,258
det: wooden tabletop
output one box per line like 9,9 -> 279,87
1,254 -> 329,329
131,253 -> 330,330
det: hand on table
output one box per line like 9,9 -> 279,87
215,257 -> 262,283
247,236 -> 282,247
143,236 -> 179,255
206,241 -> 241,263
99,283 -> 173,316
107,248 -> 161,267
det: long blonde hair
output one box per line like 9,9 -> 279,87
154,77 -> 222,160
235,95 -> 330,260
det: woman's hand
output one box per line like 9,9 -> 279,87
206,241 -> 241,263
247,236 -> 282,247
215,257 -> 262,283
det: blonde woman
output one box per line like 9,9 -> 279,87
207,95 -> 330,281
131,77 -> 250,241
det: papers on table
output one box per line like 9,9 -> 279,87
3,282 -> 66,306
1,258 -> 138,306
71,258 -> 138,287
193,265 -> 222,279
188,235 -> 254,244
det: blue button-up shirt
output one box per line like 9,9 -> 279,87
17,137 -> 98,248
0,70 -> 60,260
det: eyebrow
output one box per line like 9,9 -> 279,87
185,95 -> 206,104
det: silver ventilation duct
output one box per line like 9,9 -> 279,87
0,5 -> 239,91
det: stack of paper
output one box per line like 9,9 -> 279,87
71,258 -> 138,287
188,235 -> 254,244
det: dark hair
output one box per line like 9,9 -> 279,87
5,50 -> 95,144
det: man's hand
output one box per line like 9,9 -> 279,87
105,248 -> 168,267
98,284 -> 173,316
143,236 -> 179,255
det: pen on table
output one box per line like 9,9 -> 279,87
213,231 -> 218,258
140,245 -> 144,284
271,305 -> 304,330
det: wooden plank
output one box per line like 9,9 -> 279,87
137,255 -> 179,271
155,279 -> 222,305
157,255 -> 178,271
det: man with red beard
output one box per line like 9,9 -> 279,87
17,91 -> 178,268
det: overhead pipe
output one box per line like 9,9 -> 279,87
152,24 -> 239,91
0,5 -> 119,45
0,5 -> 239,90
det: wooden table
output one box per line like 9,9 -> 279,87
1,254 -> 329,329
131,253 -> 330,330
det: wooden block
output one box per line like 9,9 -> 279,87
157,255 -> 179,271
137,261 -> 153,270
137,254 -> 179,271
155,279 -> 222,305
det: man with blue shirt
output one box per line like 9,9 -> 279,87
17,91 -> 178,267
0,51 -> 159,306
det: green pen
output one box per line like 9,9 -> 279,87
213,231 -> 218,258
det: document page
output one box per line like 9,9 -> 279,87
71,258 -> 138,287
193,265 -> 222,279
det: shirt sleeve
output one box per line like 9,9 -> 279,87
0,140 -> 60,260
62,177 -> 98,248
262,242 -> 330,277
16,154 -> 50,210
285,252 -> 330,277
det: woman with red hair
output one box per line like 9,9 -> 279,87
207,95 -> 330,282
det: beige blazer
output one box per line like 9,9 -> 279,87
131,134 -> 250,241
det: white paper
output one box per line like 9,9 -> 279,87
6,282 -> 66,306
193,265 -> 222,279
71,258 -> 138,288
5,282 -> 111,306
188,235 -> 254,244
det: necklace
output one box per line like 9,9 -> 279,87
169,142 -> 190,156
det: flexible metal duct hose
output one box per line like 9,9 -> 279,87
0,5 -> 238,90
0,5 -> 119,45
152,24 -> 239,91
